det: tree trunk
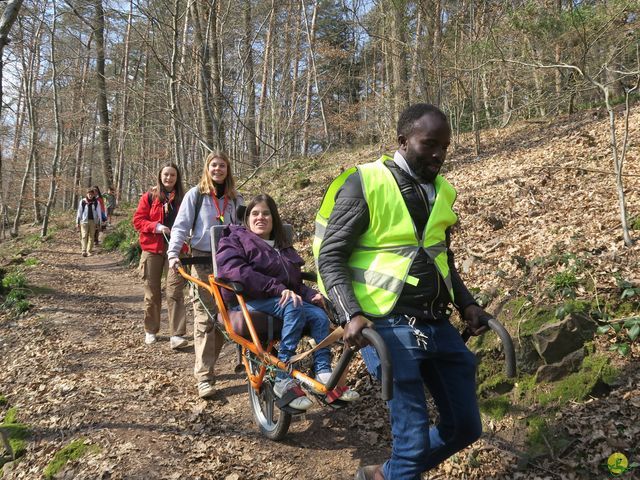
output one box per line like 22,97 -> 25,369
169,0 -> 185,169
0,0 -> 24,237
257,0 -> 275,159
207,0 -> 224,151
300,0 -> 319,156
71,35 -> 93,212
287,0 -> 302,156
191,0 -> 215,151
243,0 -> 258,167
389,0 -> 409,122
115,0 -> 133,197
603,86 -> 634,246
94,0 -> 114,187
409,6 -> 422,99
12,16 -> 43,236
41,0 -> 61,237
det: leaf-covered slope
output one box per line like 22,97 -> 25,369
244,108 -> 640,311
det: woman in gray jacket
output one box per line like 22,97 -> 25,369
167,152 -> 244,399
76,187 -> 102,257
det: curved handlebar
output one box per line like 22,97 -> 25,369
322,327 -> 393,401
485,317 -> 516,378
362,328 -> 393,401
464,316 -> 516,378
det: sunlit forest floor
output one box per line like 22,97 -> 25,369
1,107 -> 639,479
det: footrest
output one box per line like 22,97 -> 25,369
275,386 -> 309,415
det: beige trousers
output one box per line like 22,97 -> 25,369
80,221 -> 96,254
190,248 -> 225,383
140,251 -> 187,337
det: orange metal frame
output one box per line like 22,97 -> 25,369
178,267 -> 330,396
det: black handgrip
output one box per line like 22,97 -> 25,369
322,328 -> 393,401
300,271 -> 317,283
486,317 -> 516,378
323,346 -> 354,392
362,328 -> 393,401
463,316 -> 516,378
181,256 -> 213,266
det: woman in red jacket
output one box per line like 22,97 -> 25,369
133,163 -> 189,349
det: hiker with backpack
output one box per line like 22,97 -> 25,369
104,186 -> 117,226
76,187 -> 102,257
133,163 -> 189,349
167,152 -> 244,399
92,185 -> 108,244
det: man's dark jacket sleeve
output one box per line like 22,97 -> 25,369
317,172 -> 369,323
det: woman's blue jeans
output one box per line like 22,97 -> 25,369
240,297 -> 332,379
360,315 -> 482,480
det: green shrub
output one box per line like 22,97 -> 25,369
2,290 -> 31,314
103,218 -> 141,266
549,270 -> 580,298
0,270 -> 31,314
554,299 -> 593,320
1,272 -> 27,291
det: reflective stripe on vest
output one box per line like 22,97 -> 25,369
313,156 -> 458,317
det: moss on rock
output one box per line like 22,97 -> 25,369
0,407 -> 30,470
43,439 -> 100,480
479,395 -> 511,420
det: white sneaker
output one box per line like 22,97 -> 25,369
144,333 -> 157,345
170,336 -> 188,349
316,371 -> 360,402
273,377 -> 313,411
198,381 -> 216,399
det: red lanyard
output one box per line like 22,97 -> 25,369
211,192 -> 228,223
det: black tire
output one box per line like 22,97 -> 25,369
247,360 -> 291,441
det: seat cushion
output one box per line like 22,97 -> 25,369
219,310 -> 283,341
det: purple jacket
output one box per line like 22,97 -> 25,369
216,225 -> 317,304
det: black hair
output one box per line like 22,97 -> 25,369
397,103 -> 448,138
244,194 -> 290,249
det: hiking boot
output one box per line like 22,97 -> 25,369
82,252 -> 87,257
198,381 -> 216,399
144,333 -> 157,345
170,336 -> 188,349
354,465 -> 384,480
273,377 -> 313,411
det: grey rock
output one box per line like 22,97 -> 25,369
535,347 -> 585,383
532,313 -> 597,364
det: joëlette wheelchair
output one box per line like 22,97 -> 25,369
178,224 -> 516,441
177,224 -> 392,440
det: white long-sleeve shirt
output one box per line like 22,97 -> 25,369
167,186 -> 244,258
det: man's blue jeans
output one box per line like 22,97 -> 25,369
360,315 -> 482,480
240,297 -> 332,378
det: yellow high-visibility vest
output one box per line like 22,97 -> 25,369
313,156 -> 458,317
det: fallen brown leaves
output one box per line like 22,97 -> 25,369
1,108 -> 639,479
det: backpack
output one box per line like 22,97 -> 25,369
147,191 -> 203,232
80,199 -> 97,216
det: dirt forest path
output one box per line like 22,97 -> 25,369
0,224 -> 390,480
